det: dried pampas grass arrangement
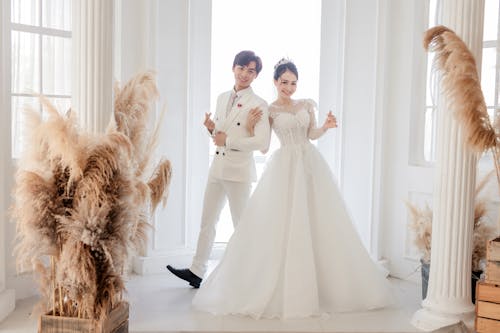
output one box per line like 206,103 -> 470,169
424,26 -> 500,193
12,71 -> 172,325
406,202 -> 432,263
407,172 -> 496,271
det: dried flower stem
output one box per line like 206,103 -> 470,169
493,148 -> 500,193
58,286 -> 63,316
51,256 -> 55,316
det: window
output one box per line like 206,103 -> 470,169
210,0 -> 322,242
11,0 -> 72,158
422,0 -> 438,163
482,0 -> 500,122
423,0 -> 500,163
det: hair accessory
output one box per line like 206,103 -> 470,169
274,57 -> 292,70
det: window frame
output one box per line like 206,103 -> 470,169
10,0 -> 72,158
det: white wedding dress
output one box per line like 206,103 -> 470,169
192,99 -> 392,319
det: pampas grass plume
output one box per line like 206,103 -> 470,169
12,71 -> 171,325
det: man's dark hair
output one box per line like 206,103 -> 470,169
233,50 -> 263,74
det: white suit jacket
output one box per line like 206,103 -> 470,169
208,87 -> 270,183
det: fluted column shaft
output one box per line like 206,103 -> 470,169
72,0 -> 114,133
411,0 -> 485,331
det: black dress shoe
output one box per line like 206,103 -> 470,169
166,265 -> 202,288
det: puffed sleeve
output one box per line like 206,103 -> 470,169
306,99 -> 326,140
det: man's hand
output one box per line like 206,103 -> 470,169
204,112 -> 215,133
213,131 -> 227,146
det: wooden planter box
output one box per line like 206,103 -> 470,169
475,282 -> 500,333
476,317 -> 500,333
485,261 -> 500,284
38,302 -> 129,333
476,240 -> 500,332
487,237 -> 500,262
486,238 -> 500,284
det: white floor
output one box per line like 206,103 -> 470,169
0,265 -> 427,333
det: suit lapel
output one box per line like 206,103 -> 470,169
223,101 -> 243,129
221,93 -> 251,132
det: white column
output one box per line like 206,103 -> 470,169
411,0 -> 485,331
132,0 -> 213,274
0,0 -> 16,322
0,198 -> 15,323
0,211 -> 15,323
72,0 -> 114,133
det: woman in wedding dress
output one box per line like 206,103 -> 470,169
192,59 -> 392,319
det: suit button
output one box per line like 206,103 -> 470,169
216,151 -> 219,155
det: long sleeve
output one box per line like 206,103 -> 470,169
225,101 -> 271,152
260,116 -> 273,154
307,99 -> 326,140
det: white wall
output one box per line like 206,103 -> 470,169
124,0 -> 212,274
319,0 -> 393,259
338,0 -> 380,248
319,0 -> 440,277
378,0 -> 433,280
117,0 -> 156,83
0,0 -> 16,321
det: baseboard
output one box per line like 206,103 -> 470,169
0,289 -> 15,322
378,258 -> 389,271
7,274 -> 38,300
133,244 -> 227,275
133,252 -> 194,275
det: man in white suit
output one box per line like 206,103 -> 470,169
167,50 -> 270,288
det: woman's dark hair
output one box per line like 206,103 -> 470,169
273,59 -> 298,81
233,50 -> 263,74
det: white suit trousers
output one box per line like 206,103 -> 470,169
190,175 -> 252,277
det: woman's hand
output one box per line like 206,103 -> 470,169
213,131 -> 227,146
322,111 -> 337,131
204,112 -> 215,134
246,107 -> 263,136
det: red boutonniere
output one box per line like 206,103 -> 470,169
237,103 -> 242,108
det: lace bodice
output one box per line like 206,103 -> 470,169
269,99 -> 324,146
